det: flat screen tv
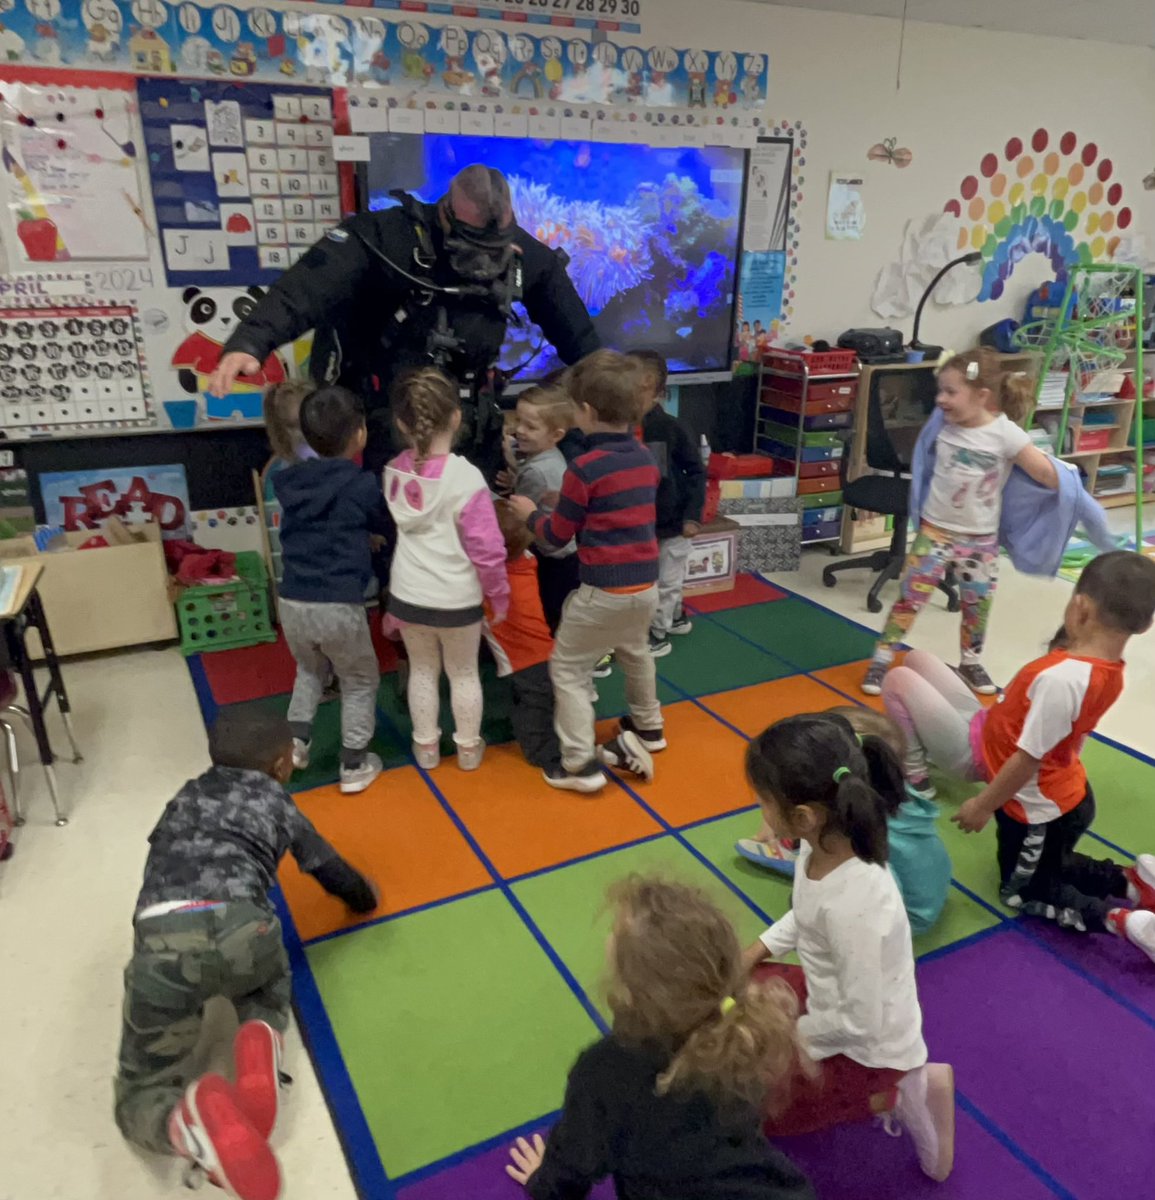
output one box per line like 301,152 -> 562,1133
358,133 -> 747,383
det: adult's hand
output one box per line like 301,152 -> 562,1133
206,351 -> 261,398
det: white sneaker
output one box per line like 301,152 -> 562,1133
291,739 -> 310,771
457,739 -> 485,771
893,1063 -> 955,1181
1109,908 -> 1155,963
598,731 -> 654,782
412,740 -> 441,770
339,752 -> 383,795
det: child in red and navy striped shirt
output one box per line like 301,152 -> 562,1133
509,350 -> 665,793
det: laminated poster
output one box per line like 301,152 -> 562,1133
0,81 -> 150,265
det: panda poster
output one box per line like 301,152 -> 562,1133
165,283 -> 311,423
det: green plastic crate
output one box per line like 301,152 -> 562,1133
177,551 -> 277,656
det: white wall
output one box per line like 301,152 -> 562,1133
657,0 -> 1155,349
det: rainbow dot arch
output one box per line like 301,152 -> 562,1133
942,129 -> 1132,302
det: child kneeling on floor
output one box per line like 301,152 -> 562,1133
275,385 -> 392,794
483,499 -> 565,774
736,705 -> 952,936
506,875 -> 816,1200
114,709 -> 378,1200
385,368 -> 509,772
744,712 -> 956,1182
509,350 -> 665,793
882,550 -> 1155,962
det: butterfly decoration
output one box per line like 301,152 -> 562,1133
1143,169 -> 1155,191
867,137 -> 913,168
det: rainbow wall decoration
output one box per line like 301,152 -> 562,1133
943,129 -> 1133,302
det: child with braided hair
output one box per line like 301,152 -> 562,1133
384,368 -> 509,771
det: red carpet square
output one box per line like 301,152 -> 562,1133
683,572 -> 786,614
201,621 -> 399,705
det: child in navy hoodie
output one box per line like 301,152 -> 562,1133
274,386 -> 391,794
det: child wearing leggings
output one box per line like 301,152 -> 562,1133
861,348 -> 1057,698
384,368 -> 509,772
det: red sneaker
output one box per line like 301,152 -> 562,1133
1124,854 -> 1155,911
169,1073 -> 281,1200
233,1021 -> 285,1141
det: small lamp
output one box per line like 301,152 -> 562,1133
910,251 -> 983,361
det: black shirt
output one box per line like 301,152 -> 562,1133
528,1037 -> 815,1200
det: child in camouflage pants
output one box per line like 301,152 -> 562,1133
114,709 -> 377,1200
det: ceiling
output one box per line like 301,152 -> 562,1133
741,0 -> 1155,49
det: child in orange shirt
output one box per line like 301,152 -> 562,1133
882,551 -> 1155,961
485,501 -> 564,774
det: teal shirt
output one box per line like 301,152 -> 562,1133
888,785 -> 952,935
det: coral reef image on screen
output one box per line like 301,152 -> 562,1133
364,134 -> 745,378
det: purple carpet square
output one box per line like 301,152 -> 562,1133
917,927 -> 1155,1200
1026,917 -> 1155,1021
395,1127 -> 614,1200
774,1108 -> 1058,1200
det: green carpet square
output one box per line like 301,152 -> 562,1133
1081,739 -> 1153,856
656,619 -> 794,698
714,598 -> 879,672
513,836 -> 767,1019
684,809 -> 999,959
593,667 -> 680,719
221,687 -> 409,794
306,891 -> 597,1176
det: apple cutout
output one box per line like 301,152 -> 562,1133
16,211 -> 58,262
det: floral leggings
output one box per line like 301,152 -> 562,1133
876,522 -> 999,663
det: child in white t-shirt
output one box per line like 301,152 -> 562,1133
862,349 -> 1058,698
743,711 -> 955,1182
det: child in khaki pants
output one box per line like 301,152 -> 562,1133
509,350 -> 664,793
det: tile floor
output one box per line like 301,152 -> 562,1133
1,538 -> 1153,1200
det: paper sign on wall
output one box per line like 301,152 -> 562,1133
826,171 -> 866,241
0,82 -> 150,265
333,136 -> 371,162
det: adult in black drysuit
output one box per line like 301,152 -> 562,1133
207,164 -> 600,485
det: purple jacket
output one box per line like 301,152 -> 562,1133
910,408 -> 1116,577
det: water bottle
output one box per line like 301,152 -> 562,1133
699,434 -> 710,468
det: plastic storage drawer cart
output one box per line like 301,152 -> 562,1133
176,551 -> 277,655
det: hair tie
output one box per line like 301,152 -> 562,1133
965,361 -> 980,381
833,766 -> 851,782
720,996 -> 736,1015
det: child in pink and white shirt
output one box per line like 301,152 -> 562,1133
384,369 -> 509,773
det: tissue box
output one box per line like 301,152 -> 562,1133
719,497 -> 802,573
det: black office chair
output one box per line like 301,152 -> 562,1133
821,373 -> 959,615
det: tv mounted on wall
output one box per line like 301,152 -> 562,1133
357,133 -> 747,384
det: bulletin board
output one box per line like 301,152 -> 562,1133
139,78 -> 341,286
0,77 -> 151,266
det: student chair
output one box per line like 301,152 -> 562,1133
822,371 -> 959,615
0,668 -> 81,827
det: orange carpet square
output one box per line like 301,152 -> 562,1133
433,742 -> 661,879
627,699 -> 752,827
699,674 -> 848,737
278,766 -> 491,942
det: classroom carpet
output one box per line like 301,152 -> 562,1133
185,576 -> 1155,1200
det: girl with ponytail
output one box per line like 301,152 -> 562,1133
384,368 -> 509,772
743,712 -> 956,1182
505,875 -> 815,1200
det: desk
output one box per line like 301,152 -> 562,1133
0,563 -> 82,827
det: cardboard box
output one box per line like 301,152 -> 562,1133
683,518 -> 740,597
719,497 -> 802,574
0,519 -> 177,656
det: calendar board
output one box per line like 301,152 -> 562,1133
0,304 -> 153,435
138,79 -> 342,287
